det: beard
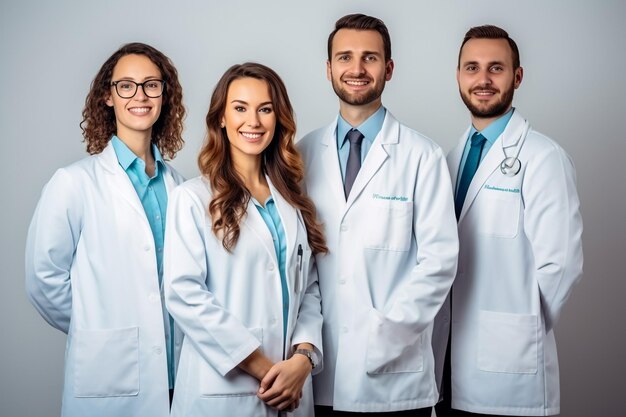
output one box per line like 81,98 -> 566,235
331,74 -> 385,106
460,81 -> 515,119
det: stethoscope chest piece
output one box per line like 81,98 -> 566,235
500,157 -> 521,177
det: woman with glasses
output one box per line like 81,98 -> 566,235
163,63 -> 326,417
25,42 -> 185,417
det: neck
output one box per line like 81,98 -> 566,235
471,106 -> 512,131
117,130 -> 154,162
117,131 -> 156,176
233,153 -> 270,204
233,154 -> 264,188
339,100 -> 382,127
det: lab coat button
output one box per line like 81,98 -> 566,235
340,224 -> 348,232
144,245 -> 151,251
268,264 -> 275,271
341,326 -> 348,333
153,346 -> 162,355
339,278 -> 346,285
149,293 -> 159,302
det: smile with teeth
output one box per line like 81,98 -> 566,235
345,80 -> 369,86
240,132 -> 264,140
129,107 -> 151,114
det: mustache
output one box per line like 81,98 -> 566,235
471,86 -> 499,93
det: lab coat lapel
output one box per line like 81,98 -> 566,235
320,119 -> 347,210
98,142 -> 146,218
344,111 -> 396,210
267,178 -> 298,267
162,164 -> 178,194
458,112 -> 527,222
447,126 -> 471,188
243,198 -> 279,265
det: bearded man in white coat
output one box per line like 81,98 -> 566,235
297,13 -> 459,417
433,25 -> 583,417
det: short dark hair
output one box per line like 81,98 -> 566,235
327,13 -> 392,62
458,25 -> 520,69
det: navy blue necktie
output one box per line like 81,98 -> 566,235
455,132 -> 486,219
344,129 -> 364,198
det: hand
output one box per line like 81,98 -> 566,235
257,354 -> 311,411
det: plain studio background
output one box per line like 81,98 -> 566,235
1,1 -> 624,416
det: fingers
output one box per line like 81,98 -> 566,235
258,366 -> 279,394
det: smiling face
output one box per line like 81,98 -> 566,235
327,28 -> 394,111
457,38 -> 523,128
221,77 -> 276,166
105,54 -> 163,142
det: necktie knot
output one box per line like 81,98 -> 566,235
470,132 -> 486,147
347,129 -> 364,146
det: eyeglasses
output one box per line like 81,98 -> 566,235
110,79 -> 165,99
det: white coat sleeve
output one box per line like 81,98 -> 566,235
522,145 -> 583,331
290,251 -> 324,375
25,169 -> 82,334
368,147 -> 458,367
163,186 -> 261,377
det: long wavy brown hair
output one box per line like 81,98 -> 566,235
198,63 -> 327,254
80,42 -> 185,159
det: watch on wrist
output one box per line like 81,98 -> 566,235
293,348 -> 317,369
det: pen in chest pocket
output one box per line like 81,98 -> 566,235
296,244 -> 303,293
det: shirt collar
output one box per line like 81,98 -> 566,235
337,105 -> 386,150
469,107 -> 515,145
111,135 -> 164,172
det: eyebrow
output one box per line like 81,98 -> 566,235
114,76 -> 162,81
231,99 -> 273,106
461,60 -> 506,67
334,50 -> 382,57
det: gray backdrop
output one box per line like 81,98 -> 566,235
1,1 -> 624,416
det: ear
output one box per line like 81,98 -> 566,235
385,59 -> 394,81
514,67 -> 524,89
105,92 -> 114,107
456,67 -> 461,85
326,60 -> 332,81
220,117 -> 225,128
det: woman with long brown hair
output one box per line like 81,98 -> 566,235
25,42 -> 185,417
164,62 -> 326,417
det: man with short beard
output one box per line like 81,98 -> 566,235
297,13 -> 458,417
433,25 -> 583,417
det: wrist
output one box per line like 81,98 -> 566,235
293,348 -> 317,370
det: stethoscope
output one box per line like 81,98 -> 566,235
499,120 -> 530,177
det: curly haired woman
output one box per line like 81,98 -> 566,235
26,42 -> 185,417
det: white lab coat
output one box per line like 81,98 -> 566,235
297,111 -> 458,412
25,142 -> 185,417
163,176 -> 323,417
432,111 -> 583,416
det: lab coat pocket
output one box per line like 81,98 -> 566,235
199,327 -> 263,397
475,192 -> 521,238
74,326 -> 139,397
477,310 -> 538,374
364,200 -> 413,252
294,247 -> 311,295
365,309 -> 424,374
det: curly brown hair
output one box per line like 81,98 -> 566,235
198,63 -> 328,255
80,42 -> 185,159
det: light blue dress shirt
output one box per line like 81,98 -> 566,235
455,108 -> 515,194
253,196 -> 289,347
336,106 -> 386,182
111,136 -> 175,388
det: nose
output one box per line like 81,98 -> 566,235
134,84 -> 148,100
476,69 -> 492,87
349,59 -> 365,76
247,111 -> 261,127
